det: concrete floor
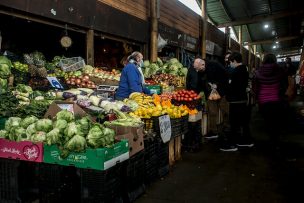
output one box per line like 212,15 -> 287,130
137,97 -> 304,203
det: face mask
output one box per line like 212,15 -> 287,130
139,59 -> 144,68
230,63 -> 235,68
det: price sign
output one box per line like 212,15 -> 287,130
158,115 -> 171,143
57,104 -> 74,114
47,77 -> 64,89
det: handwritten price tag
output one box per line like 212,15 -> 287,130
159,115 -> 171,143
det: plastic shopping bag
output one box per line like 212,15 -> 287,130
208,83 -> 221,101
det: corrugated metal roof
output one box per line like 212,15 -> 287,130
205,0 -> 304,55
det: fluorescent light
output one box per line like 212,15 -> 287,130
273,45 -> 277,49
264,24 -> 269,29
275,41 -> 279,44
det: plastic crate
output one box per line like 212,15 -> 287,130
0,158 -> 20,202
144,137 -> 158,184
182,121 -> 202,152
170,118 -> 182,138
80,165 -> 121,203
181,116 -> 189,134
59,57 -> 85,72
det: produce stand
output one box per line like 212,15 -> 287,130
0,54 -> 206,202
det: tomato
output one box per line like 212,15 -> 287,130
185,94 -> 189,98
189,98 -> 193,101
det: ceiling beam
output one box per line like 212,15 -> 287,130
267,0 -> 272,15
248,35 -> 301,45
217,10 -> 304,28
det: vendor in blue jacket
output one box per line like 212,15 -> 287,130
115,51 -> 150,100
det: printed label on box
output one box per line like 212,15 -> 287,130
57,104 -> 74,113
0,138 -> 43,162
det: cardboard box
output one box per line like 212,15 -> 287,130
0,138 -> 43,162
108,125 -> 144,157
44,101 -> 92,121
43,139 -> 129,171
188,111 -> 202,122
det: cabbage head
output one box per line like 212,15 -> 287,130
14,127 -> 27,141
56,110 -> 74,122
86,124 -> 104,148
179,68 -> 188,76
46,128 -> 61,145
53,119 -> 68,132
143,60 -> 150,68
30,131 -> 46,142
5,117 -> 22,131
64,134 -> 86,152
64,122 -> 78,139
26,123 -> 37,138
0,130 -> 8,138
20,116 -> 38,129
0,78 -> 8,94
0,56 -> 12,78
35,119 -> 53,132
76,117 -> 91,135
169,58 -> 179,64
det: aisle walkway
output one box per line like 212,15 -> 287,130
137,98 -> 304,203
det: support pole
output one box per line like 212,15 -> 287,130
253,45 -> 257,69
248,45 -> 252,69
225,26 -> 231,53
86,29 -> 94,66
201,0 -> 207,58
238,25 -> 243,55
150,0 -> 158,62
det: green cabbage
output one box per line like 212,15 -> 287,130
64,134 -> 86,152
179,68 -> 188,76
20,116 -> 38,129
76,117 -> 91,135
26,123 -> 37,138
14,127 -> 27,141
157,57 -> 163,67
169,58 -> 179,64
35,119 -> 53,132
56,110 -> 74,122
46,128 -> 61,145
143,60 -> 150,68
86,124 -> 104,148
0,130 -> 8,138
5,117 -> 22,131
0,56 -> 12,78
16,84 -> 33,93
64,122 -> 78,140
31,131 -> 46,142
53,119 -> 68,132
0,78 -> 8,94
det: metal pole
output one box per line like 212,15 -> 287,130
238,25 -> 243,55
201,0 -> 207,58
86,29 -> 94,66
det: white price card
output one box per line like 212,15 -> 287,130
158,115 -> 171,143
47,77 -> 64,89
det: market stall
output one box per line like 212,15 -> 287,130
0,52 -> 204,202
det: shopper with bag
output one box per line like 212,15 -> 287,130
201,59 -> 230,141
225,52 -> 253,151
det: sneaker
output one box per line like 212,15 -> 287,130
220,144 -> 238,152
236,142 -> 254,147
236,138 -> 254,148
204,132 -> 218,139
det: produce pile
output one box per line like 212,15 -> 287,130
142,58 -> 187,78
0,110 -> 116,158
0,56 -> 12,94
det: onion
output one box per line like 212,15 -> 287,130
87,84 -> 92,88
82,77 -> 88,82
83,75 -> 90,80
76,79 -> 82,84
66,80 -> 71,85
70,78 -> 75,82
70,81 -> 75,85
78,75 -> 83,80
81,82 -> 87,87
91,84 -> 96,88
71,76 -> 76,79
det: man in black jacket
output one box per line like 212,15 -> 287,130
186,58 -> 206,94
224,52 -> 253,151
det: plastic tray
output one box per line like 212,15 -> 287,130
59,57 -> 85,72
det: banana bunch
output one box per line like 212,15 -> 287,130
129,92 -> 154,108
